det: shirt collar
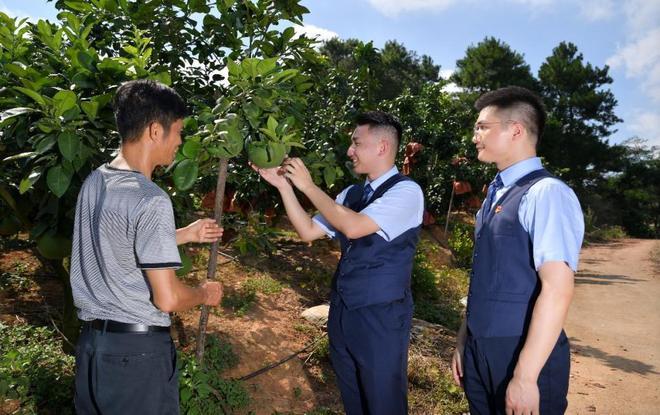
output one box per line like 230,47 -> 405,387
499,157 -> 543,187
365,166 -> 398,191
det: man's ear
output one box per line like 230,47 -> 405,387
511,121 -> 525,141
148,121 -> 162,142
378,137 -> 389,156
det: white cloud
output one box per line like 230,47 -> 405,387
441,82 -> 464,93
365,0 -> 459,17
578,0 -> 615,22
293,24 -> 339,42
365,0 -> 562,17
622,0 -> 660,36
627,110 -> 660,147
607,28 -> 660,76
607,27 -> 660,102
439,68 -> 455,79
507,0 -> 555,7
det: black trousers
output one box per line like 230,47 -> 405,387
74,322 -> 179,414
328,291 -> 413,415
463,330 -> 570,415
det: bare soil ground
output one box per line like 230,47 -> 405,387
566,239 -> 660,414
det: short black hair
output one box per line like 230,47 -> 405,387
113,79 -> 187,143
475,86 -> 546,141
355,110 -> 403,147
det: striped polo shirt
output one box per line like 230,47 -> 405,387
70,164 -> 181,326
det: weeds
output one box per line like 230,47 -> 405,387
447,223 -> 474,269
178,334 -> 249,415
0,262 -> 33,292
408,352 -> 468,414
0,323 -> 75,414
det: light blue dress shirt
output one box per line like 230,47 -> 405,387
482,157 -> 584,272
313,166 -> 424,242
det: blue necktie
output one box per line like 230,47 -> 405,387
361,183 -> 374,205
485,174 -> 503,215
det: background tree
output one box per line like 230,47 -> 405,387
452,36 -> 538,93
538,42 -> 623,191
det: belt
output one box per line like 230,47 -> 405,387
89,319 -> 170,333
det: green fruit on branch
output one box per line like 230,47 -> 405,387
247,141 -> 287,168
37,233 -> 72,260
0,215 -> 21,236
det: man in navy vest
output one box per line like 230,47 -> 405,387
254,111 -> 424,414
451,86 -> 584,414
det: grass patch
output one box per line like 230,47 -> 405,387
0,322 -> 75,414
243,275 -> 284,295
178,334 -> 249,414
222,275 -> 284,316
408,352 -> 468,414
0,261 -> 34,292
585,225 -> 627,243
412,249 -> 469,331
222,286 -> 257,316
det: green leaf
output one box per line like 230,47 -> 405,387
173,160 -> 198,191
188,0 -> 210,13
36,20 -> 52,37
257,57 -> 278,75
76,50 -> 96,72
122,45 -> 138,56
267,115 -> 278,132
0,107 -> 36,124
182,140 -> 201,159
4,63 -> 26,78
176,248 -> 192,276
91,93 -> 113,109
15,87 -> 46,106
53,90 -> 77,115
97,58 -> 125,75
271,68 -> 298,83
57,132 -> 80,161
149,71 -> 172,86
2,152 -> 36,162
258,128 -> 277,140
282,27 -> 295,43
323,166 -> 337,187
36,135 -> 57,154
63,1 -> 92,12
19,170 -> 42,194
80,101 -> 99,121
227,59 -> 241,77
71,72 -> 96,89
46,165 -> 73,198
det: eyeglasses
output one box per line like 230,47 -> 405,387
473,120 -> 516,135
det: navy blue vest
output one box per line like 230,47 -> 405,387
333,174 -> 422,310
466,169 -> 554,338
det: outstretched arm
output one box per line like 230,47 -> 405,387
280,158 -> 379,240
251,163 -> 326,242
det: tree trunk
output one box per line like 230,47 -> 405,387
195,158 -> 229,364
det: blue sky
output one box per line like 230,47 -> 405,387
2,0 -> 659,147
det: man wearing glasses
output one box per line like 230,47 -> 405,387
451,86 -> 584,415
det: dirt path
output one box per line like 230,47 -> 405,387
566,239 -> 660,414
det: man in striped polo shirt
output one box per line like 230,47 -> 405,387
71,79 -> 223,414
